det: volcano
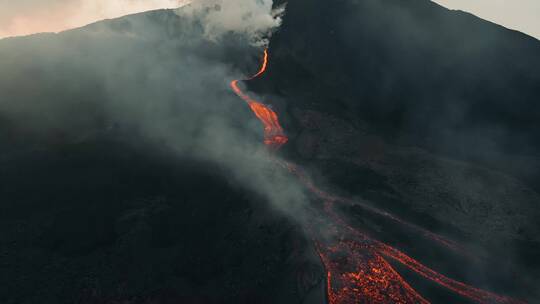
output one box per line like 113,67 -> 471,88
1,1 -> 540,303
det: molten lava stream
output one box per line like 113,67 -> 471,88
318,199 -> 525,304
315,240 -> 430,304
230,49 -> 526,304
230,49 -> 288,150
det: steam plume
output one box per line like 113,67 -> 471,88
178,0 -> 285,46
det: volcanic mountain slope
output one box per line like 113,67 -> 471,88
268,0 -> 540,169
1,0 -> 540,303
262,0 -> 540,300
0,9 -> 325,304
270,0 -> 540,234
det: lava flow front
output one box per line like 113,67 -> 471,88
230,49 -> 525,304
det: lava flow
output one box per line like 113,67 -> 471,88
230,49 -> 288,150
230,49 -> 525,304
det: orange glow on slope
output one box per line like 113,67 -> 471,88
315,240 -> 430,304
302,166 -> 525,304
377,242 -> 523,304
231,49 -> 526,304
230,49 -> 288,150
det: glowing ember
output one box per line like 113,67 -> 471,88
316,241 -> 430,304
230,49 -> 526,304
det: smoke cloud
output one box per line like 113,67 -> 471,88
0,2 -> 310,224
0,0 -> 284,45
178,0 -> 284,46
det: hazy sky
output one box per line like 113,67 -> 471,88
432,0 -> 540,40
0,0 -> 188,39
0,0 -> 539,40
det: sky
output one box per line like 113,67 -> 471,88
0,0 -> 539,40
0,0 -> 189,39
432,0 -> 540,40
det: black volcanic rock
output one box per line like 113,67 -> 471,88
267,0 -> 540,186
0,138 -> 316,303
262,0 -> 540,300
264,0 -> 540,254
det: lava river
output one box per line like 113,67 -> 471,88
230,49 -> 288,150
230,49 -> 526,304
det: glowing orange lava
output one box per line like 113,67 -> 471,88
230,49 -> 288,150
316,242 -> 430,304
318,199 -> 524,304
231,49 -> 526,304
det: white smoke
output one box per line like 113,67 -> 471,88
0,0 -> 284,44
177,0 -> 285,46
